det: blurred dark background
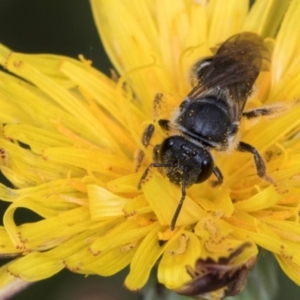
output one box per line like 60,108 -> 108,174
0,1 -> 299,299
0,0 -> 113,73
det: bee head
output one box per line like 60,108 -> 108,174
158,136 -> 214,187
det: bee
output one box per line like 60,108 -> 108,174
138,32 -> 275,230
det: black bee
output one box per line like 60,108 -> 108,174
138,32 -> 275,230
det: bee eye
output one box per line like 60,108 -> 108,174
160,137 -> 174,153
158,137 -> 178,161
196,156 -> 214,183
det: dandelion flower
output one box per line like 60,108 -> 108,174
0,0 -> 300,299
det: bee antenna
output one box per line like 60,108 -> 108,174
170,172 -> 187,231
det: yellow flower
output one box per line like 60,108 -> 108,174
0,0 -> 300,299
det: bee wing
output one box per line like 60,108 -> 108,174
188,32 -> 270,121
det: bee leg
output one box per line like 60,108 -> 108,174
135,124 -> 155,172
211,166 -> 224,186
242,107 -> 276,119
237,141 -> 274,183
153,93 -> 164,118
158,119 -> 171,132
171,175 -> 187,231
137,162 -> 171,189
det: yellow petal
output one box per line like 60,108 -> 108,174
142,172 -> 205,227
88,185 -> 127,219
234,185 -> 281,212
6,253 -> 64,281
243,0 -> 290,37
207,0 -> 248,46
158,231 -> 201,288
89,220 -> 156,254
272,0 -> 300,85
125,222 -> 163,290
276,254 -> 300,285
